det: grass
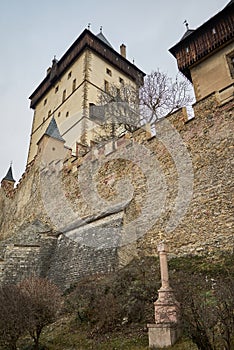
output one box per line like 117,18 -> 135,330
19,315 -> 197,350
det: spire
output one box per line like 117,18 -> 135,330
2,164 -> 15,183
96,29 -> 113,48
179,19 -> 195,41
44,116 -> 65,142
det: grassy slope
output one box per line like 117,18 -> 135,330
18,252 -> 233,350
20,315 -> 197,350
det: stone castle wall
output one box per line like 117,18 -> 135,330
0,91 -> 233,290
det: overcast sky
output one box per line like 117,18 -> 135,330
0,0 -> 228,182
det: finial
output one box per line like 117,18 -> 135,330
10,160 -> 13,167
183,20 -> 189,30
88,23 -> 91,30
52,55 -> 57,65
133,58 -> 135,64
100,26 -> 103,33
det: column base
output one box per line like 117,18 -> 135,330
147,322 -> 181,349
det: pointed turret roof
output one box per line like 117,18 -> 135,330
180,28 -> 195,41
96,31 -> 113,48
44,116 -> 65,142
2,165 -> 15,183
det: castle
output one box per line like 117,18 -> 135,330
0,2 -> 233,290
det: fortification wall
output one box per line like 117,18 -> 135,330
0,91 -> 233,290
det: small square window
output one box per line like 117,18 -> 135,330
44,98 -> 47,105
66,111 -> 69,118
68,71 -> 72,79
106,68 -> 112,76
58,112 -> 61,118
55,85 -> 59,93
119,77 -> 124,84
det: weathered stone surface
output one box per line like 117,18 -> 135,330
0,93 -> 233,290
147,323 -> 181,348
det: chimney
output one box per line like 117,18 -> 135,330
120,44 -> 126,58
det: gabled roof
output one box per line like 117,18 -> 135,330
44,116 -> 65,142
2,165 -> 15,183
96,31 -> 113,48
29,29 -> 145,109
169,1 -> 234,80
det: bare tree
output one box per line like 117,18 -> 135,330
0,284 -> 28,350
91,83 -> 140,142
92,69 -> 193,144
173,271 -> 234,350
139,69 -> 194,124
19,276 -> 62,350
213,276 -> 234,350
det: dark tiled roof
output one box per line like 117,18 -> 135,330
29,29 -> 145,109
226,0 -> 234,7
96,32 -> 113,48
2,165 -> 15,182
44,116 -> 65,142
180,29 -> 195,41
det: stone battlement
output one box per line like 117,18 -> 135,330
0,91 -> 233,290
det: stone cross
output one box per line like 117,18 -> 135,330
158,241 -> 170,290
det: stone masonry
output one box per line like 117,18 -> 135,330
0,90 -> 233,291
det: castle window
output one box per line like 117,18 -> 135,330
72,78 -> 76,92
58,112 -> 61,118
48,110 -> 51,117
89,103 -> 95,118
55,85 -> 59,93
67,71 -> 72,79
119,77 -> 124,84
66,111 -> 69,118
62,89 -> 66,102
44,98 -> 47,105
104,80 -> 109,92
106,68 -> 112,76
227,51 -> 234,79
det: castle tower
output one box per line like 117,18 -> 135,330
27,28 -> 145,165
1,164 -> 15,197
169,1 -> 234,102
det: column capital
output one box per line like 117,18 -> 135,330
157,241 -> 168,253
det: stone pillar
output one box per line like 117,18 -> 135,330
147,242 -> 181,348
